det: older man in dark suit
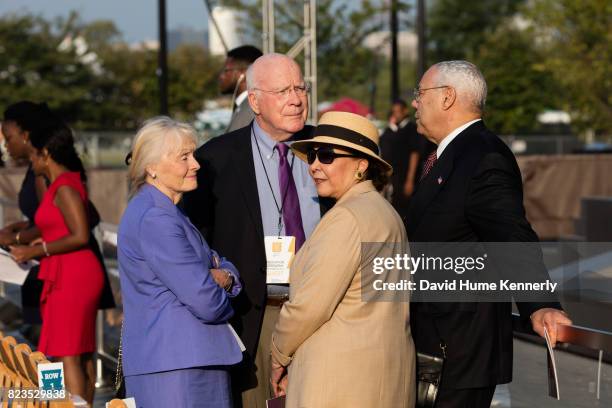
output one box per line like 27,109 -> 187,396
184,53 -> 332,408
406,60 -> 572,407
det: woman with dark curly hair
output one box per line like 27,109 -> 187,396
1,101 -> 115,337
0,102 -> 50,326
10,115 -> 104,405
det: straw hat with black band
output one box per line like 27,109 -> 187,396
291,111 -> 392,176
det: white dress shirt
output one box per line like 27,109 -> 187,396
437,119 -> 482,159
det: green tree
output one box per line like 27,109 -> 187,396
79,19 -> 122,51
525,0 -> 612,136
168,44 -> 224,120
0,11 -> 226,130
427,0 -> 525,63
425,0 -> 566,134
85,44 -> 159,129
477,22 -> 561,134
0,13 -> 98,127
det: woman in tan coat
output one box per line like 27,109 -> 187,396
270,111 -> 416,407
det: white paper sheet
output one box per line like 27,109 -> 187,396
544,326 -> 560,400
0,247 -> 35,285
227,323 -> 246,352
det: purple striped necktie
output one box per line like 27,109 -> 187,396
276,143 -> 306,251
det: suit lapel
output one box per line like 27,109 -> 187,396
408,121 -> 485,233
233,125 -> 265,240
149,185 -> 214,266
183,214 -> 210,262
230,124 -> 333,235
410,149 -> 455,223
186,217 -> 217,266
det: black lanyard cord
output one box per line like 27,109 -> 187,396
252,127 -> 296,233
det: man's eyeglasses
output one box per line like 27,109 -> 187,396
254,83 -> 311,98
307,147 -> 355,164
412,85 -> 449,102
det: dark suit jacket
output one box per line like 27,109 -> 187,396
407,121 -> 560,389
183,122 -> 333,358
379,121 -> 420,219
226,97 -> 255,133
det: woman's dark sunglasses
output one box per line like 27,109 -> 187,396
306,147 -> 356,164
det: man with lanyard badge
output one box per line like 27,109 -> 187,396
183,53 -> 333,407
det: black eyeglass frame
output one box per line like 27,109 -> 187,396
252,82 -> 312,98
306,146 -> 357,164
412,85 -> 450,101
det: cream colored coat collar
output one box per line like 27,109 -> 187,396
335,180 -> 376,205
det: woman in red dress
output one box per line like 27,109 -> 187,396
10,116 -> 104,405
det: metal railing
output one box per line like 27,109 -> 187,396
513,313 -> 612,401
557,324 -> 611,400
94,223 -> 120,387
500,134 -> 584,155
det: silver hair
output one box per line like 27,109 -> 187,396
432,60 -> 487,113
127,116 -> 198,197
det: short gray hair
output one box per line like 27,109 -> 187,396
432,60 -> 487,113
128,116 -> 197,197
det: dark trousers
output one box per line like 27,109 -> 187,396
231,305 -> 282,408
21,266 -> 43,324
436,385 -> 496,408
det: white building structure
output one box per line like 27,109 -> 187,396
208,6 -> 244,56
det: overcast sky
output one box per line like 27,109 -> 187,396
0,0 -> 211,43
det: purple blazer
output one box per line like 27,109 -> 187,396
118,184 -> 243,376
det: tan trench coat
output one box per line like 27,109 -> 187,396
271,180 -> 416,408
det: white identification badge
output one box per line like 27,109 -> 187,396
264,236 -> 296,284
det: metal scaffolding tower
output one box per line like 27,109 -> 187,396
262,0 -> 318,123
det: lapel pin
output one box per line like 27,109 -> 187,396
437,177 -> 443,185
